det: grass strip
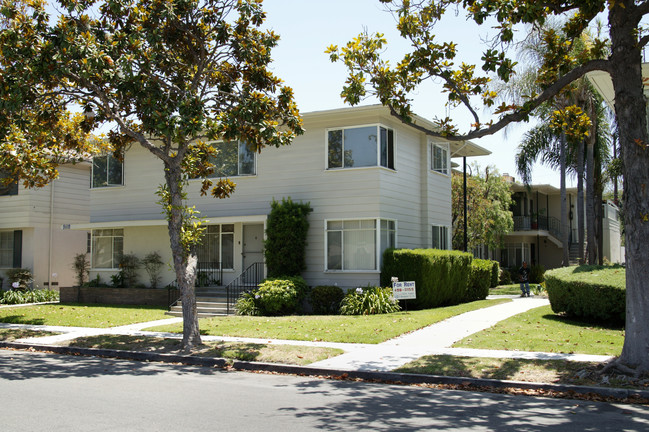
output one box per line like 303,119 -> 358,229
453,305 -> 624,356
0,304 -> 168,328
147,299 -> 511,344
62,335 -> 343,366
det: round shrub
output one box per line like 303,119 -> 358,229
235,291 -> 262,316
529,264 -> 545,284
545,265 -> 625,325
499,268 -> 512,285
246,276 -> 308,316
489,260 -> 500,288
310,285 -> 345,315
339,286 -> 401,315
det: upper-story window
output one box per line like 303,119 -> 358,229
207,141 -> 256,177
327,125 -> 394,170
431,143 -> 449,175
0,170 -> 18,196
92,154 -> 123,188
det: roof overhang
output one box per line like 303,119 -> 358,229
66,214 -> 267,230
587,63 -> 649,109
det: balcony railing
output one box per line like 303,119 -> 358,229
513,215 -> 562,239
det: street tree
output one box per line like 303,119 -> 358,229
451,165 -> 513,252
327,0 -> 649,375
0,0 -> 303,351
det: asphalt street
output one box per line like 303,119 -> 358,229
2,349 -> 649,431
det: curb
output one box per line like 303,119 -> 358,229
3,341 -> 649,403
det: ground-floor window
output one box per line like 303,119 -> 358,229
326,218 -> 396,271
91,229 -> 123,269
197,224 -> 234,270
0,231 -> 14,268
432,225 -> 449,250
500,242 -> 531,268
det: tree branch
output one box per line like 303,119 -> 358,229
389,58 -> 612,141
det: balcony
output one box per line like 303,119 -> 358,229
513,215 -> 562,239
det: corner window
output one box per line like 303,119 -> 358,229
92,154 -> 123,188
432,225 -> 449,250
326,218 -> 396,271
91,229 -> 123,269
327,125 -> 394,170
208,141 -> 255,177
0,171 -> 18,196
196,224 -> 235,270
431,143 -> 449,175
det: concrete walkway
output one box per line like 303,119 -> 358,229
1,296 -> 614,372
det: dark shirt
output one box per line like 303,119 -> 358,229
519,266 -> 530,282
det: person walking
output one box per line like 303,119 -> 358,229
518,261 -> 531,297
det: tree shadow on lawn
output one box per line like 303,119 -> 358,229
541,313 -> 624,331
395,355 -> 591,385
0,315 -> 45,325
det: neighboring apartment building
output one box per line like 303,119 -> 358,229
71,105 -> 489,289
473,176 -> 623,270
0,164 -> 90,290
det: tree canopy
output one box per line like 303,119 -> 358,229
0,0 -> 303,350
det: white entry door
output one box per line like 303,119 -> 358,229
242,224 -> 265,272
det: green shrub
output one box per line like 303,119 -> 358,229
499,268 -> 512,285
142,251 -> 164,288
529,264 -> 546,284
5,268 -> 33,291
264,198 -> 312,277
489,260 -> 500,288
118,254 -> 140,287
72,253 -> 90,286
1,289 -> 59,305
310,285 -> 345,315
240,276 -> 308,316
466,259 -> 492,301
339,286 -> 401,315
381,249 -> 473,309
545,265 -> 625,325
234,291 -> 262,316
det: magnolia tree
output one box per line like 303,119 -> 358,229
328,0 -> 649,375
0,0 -> 303,351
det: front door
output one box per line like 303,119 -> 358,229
242,224 -> 264,273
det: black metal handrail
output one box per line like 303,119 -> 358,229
226,262 -> 265,314
167,283 -> 180,311
196,261 -> 223,287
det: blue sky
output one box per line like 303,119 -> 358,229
261,0 -> 569,187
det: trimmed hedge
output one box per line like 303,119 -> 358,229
545,265 -> 626,325
381,248 -> 473,309
466,259 -> 492,301
310,285 -> 345,315
489,260 -> 500,288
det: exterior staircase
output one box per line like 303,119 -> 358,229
569,243 -> 585,266
166,286 -> 230,317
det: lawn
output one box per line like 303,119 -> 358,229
453,305 -> 624,356
147,298 -> 511,344
0,329 -> 59,341
62,335 -> 343,366
0,304 -> 169,328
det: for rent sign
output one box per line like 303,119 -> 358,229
392,281 -> 416,300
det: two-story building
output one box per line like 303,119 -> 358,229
0,164 -> 90,290
71,105 -> 489,290
473,175 -> 623,270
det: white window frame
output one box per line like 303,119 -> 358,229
91,154 -> 124,188
91,229 -> 124,270
432,225 -> 449,250
205,141 -> 256,178
431,142 -> 449,175
324,218 -> 397,272
196,224 -> 235,270
326,124 -> 395,170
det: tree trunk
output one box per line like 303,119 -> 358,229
609,1 -> 649,373
586,130 -> 597,265
163,162 -> 202,351
577,139 -> 585,264
560,134 -> 570,267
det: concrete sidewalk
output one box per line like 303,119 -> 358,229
1,296 -> 614,372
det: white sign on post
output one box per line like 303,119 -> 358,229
392,281 -> 416,300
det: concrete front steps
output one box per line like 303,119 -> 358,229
166,286 -> 232,317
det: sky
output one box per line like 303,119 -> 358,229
260,0 -> 571,188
